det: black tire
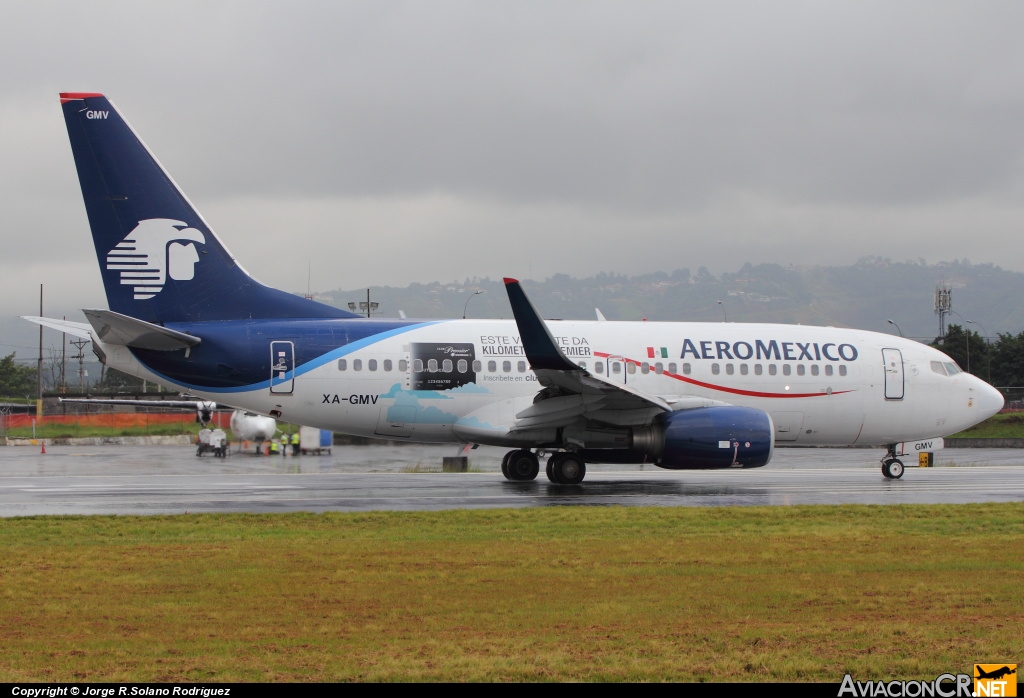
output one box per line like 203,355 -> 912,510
552,453 -> 586,485
501,451 -> 514,480
546,455 -> 559,483
507,450 -> 539,481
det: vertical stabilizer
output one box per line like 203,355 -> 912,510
59,92 -> 357,322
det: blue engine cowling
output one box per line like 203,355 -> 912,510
652,406 -> 774,469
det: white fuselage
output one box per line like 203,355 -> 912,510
103,319 -> 1003,449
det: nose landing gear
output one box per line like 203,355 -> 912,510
881,446 -> 905,479
881,458 -> 905,479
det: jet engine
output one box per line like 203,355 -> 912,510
629,406 -> 775,469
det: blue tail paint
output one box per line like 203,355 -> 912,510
59,92 -> 358,323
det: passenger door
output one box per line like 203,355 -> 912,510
882,348 -> 904,400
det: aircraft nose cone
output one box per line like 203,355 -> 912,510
978,381 -> 1005,419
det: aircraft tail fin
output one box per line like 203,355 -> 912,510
59,92 -> 358,323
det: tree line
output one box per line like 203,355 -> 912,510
930,324 -> 1024,390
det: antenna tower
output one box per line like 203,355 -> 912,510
934,283 -> 952,339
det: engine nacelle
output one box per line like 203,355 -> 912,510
633,406 -> 775,469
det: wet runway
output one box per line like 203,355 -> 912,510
1,444 -> 1023,515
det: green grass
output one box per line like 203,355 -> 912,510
1,504 -> 1022,682
948,412 -> 1024,439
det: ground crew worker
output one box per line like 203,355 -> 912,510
291,431 -> 300,456
269,439 -> 280,455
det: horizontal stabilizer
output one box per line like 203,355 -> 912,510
20,316 -> 93,340
83,309 -> 201,351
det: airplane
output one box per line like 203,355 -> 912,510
58,397 -> 278,452
22,92 -> 1004,484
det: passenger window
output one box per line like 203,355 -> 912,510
384,359 -> 393,372
627,362 -> 636,374
595,361 -> 604,374
839,365 -> 847,376
518,361 -> 527,373
458,359 -> 468,373
428,359 -> 438,373
782,364 -> 791,376
754,364 -> 763,375
654,362 -> 663,374
399,359 -> 408,372
668,363 -> 677,374
682,363 -> 690,375
641,362 -> 650,374
930,361 -> 946,376
488,360 -> 497,372
337,359 -> 347,371
725,363 -> 734,375
711,363 -> 720,375
503,361 -> 512,373
578,362 -> 587,370
740,364 -> 748,375
472,360 -> 481,372
353,359 -> 362,371
612,362 -> 621,374
810,365 -> 819,376
769,365 -> 777,376
796,364 -> 805,376
368,359 -> 378,371
442,359 -> 453,373
825,365 -> 833,376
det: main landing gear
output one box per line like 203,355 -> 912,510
881,446 -> 905,479
501,449 -> 587,484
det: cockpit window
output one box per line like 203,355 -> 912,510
943,362 -> 961,376
930,361 -> 947,376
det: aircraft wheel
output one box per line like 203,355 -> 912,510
501,451 -> 513,479
550,452 -> 586,485
882,458 -> 905,479
546,455 -> 558,483
506,449 -> 539,481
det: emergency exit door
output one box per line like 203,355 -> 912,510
882,348 -> 904,400
270,341 -> 295,394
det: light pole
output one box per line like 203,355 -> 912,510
886,319 -> 903,337
717,300 -> 727,322
966,319 -> 991,382
463,290 -> 484,319
347,289 -> 379,318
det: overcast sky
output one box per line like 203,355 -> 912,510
3,1 -> 1024,355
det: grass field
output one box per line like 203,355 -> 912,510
949,412 -> 1024,439
1,504 -> 1021,682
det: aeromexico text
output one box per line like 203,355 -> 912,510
680,339 -> 859,362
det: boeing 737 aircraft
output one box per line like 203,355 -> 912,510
24,93 -> 1005,483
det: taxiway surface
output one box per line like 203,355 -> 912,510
1,444 -> 1023,515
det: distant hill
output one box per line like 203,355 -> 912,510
319,258 -> 1024,342
6,258 -> 1024,391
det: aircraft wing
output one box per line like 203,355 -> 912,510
60,398 -> 222,410
503,278 -> 715,430
20,316 -> 93,340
